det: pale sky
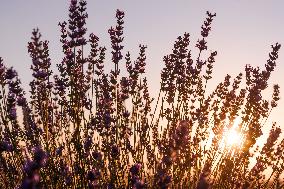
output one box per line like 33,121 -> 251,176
0,0 -> 283,128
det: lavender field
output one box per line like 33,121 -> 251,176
1,0 -> 284,188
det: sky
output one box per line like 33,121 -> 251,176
0,0 -> 284,128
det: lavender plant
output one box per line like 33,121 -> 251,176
0,0 -> 283,188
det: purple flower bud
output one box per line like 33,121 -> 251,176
33,146 -> 48,167
21,178 -> 32,189
84,137 -> 92,150
71,0 -> 77,5
162,156 -> 172,166
116,9 -> 125,18
56,146 -> 64,156
87,170 -> 96,181
104,113 -> 112,126
66,50 -> 75,60
76,38 -> 87,46
92,151 -> 103,161
9,106 -> 17,120
0,141 -> 13,152
111,145 -> 120,158
47,81 -> 53,89
86,169 -> 100,182
130,163 -> 142,175
32,59 -> 41,66
107,183 -> 115,189
32,70 -> 48,79
17,96 -> 27,106
158,175 -> 172,188
23,160 -> 39,176
65,176 -> 72,185
5,68 -> 17,80
123,111 -> 130,118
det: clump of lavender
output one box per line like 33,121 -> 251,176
0,0 -> 283,188
21,147 -> 47,188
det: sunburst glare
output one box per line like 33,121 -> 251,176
221,117 -> 244,148
224,128 -> 242,146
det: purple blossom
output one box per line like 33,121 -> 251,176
123,110 -> 130,118
111,145 -> 120,158
23,160 -> 39,177
5,67 -> 17,80
17,96 -> 27,106
8,106 -> 17,120
92,151 -> 103,161
84,137 -> 93,151
32,70 -> 48,79
71,0 -> 77,5
158,175 -> 172,189
0,141 -> 13,152
33,146 -> 48,167
130,163 -> 142,175
55,146 -> 64,156
86,169 -> 100,182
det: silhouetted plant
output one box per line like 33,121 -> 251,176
0,0 -> 283,188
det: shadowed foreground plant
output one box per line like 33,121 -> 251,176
0,0 -> 283,188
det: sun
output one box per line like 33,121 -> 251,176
224,129 -> 242,146
222,117 -> 244,147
